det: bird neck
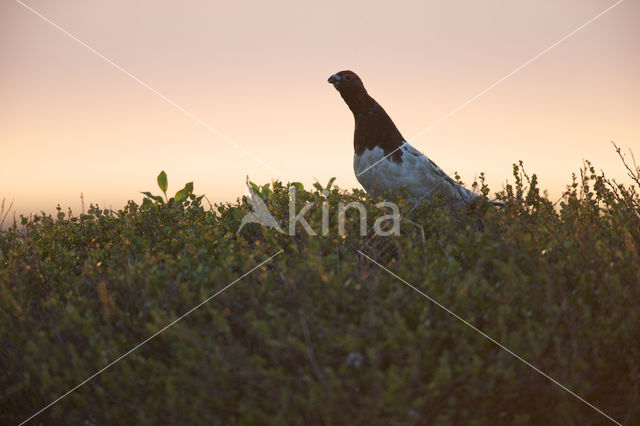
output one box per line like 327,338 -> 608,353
339,90 -> 376,117
340,91 -> 406,160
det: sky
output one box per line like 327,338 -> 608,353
1,0 -> 638,220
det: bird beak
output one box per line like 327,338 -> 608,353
328,74 -> 341,88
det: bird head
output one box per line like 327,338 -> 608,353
328,70 -> 366,95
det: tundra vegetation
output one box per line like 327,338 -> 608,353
1,148 -> 639,425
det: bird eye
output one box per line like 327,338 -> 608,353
345,75 -> 353,81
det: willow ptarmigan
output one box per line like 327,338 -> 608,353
328,70 -> 503,209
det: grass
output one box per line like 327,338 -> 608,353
1,147 -> 639,425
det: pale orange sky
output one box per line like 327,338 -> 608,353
1,0 -> 638,220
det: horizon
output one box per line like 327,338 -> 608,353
1,0 -> 638,221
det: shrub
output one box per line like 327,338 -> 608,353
1,153 -> 639,425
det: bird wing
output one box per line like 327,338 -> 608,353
399,142 -> 478,207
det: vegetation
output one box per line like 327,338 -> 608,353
1,148 -> 639,425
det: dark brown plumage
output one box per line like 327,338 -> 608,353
328,70 -> 404,163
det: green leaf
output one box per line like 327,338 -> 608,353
174,182 -> 194,203
327,177 -> 336,190
157,171 -> 168,195
141,191 -> 164,204
260,184 -> 272,198
140,198 -> 154,209
175,192 -> 188,203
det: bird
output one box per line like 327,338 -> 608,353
328,70 -> 503,210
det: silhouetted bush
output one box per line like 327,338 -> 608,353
1,151 -> 639,425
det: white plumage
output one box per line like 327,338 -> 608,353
354,142 -> 478,209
